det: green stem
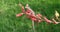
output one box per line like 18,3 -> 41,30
32,21 -> 36,32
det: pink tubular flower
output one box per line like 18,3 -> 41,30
19,3 -> 25,13
29,15 -> 37,21
25,10 -> 31,15
54,21 -> 60,24
16,13 -> 24,17
52,19 -> 60,24
16,4 -> 25,17
43,17 -> 52,23
38,19 -> 42,23
27,14 -> 37,22
25,4 -> 35,16
35,14 -> 42,22
31,17 -> 37,21
36,14 -> 42,17
36,14 -> 42,19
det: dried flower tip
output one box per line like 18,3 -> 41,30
19,3 -> 22,7
25,4 -> 29,8
21,6 -> 25,13
55,10 -> 59,19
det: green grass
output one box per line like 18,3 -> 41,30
0,0 -> 60,32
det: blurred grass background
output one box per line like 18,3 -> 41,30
0,0 -> 60,32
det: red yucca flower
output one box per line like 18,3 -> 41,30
16,13 -> 24,17
36,14 -> 42,19
25,4 -> 35,16
43,17 -> 52,23
54,21 -> 60,24
16,4 -> 60,24
16,4 -> 25,17
25,10 -> 32,16
31,17 -> 37,21
52,19 -> 60,24
16,3 -> 60,32
25,10 -> 37,21
36,14 -> 42,17
19,3 -> 25,13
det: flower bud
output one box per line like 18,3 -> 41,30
16,13 -> 24,17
